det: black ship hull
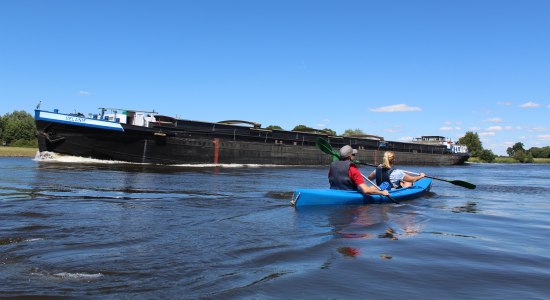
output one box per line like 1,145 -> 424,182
35,110 -> 469,166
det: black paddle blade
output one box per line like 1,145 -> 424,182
387,195 -> 399,204
450,180 -> 476,189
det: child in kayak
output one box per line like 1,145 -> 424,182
368,151 -> 425,190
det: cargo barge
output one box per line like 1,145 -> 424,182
35,108 -> 469,166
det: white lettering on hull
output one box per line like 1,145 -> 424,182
36,111 -> 124,132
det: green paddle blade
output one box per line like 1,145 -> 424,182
315,137 -> 340,159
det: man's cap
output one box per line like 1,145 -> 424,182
339,145 -> 358,158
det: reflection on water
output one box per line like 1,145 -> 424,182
337,246 -> 360,257
452,201 -> 479,213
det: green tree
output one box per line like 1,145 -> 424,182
0,115 -> 4,143
526,152 -> 534,163
478,149 -> 496,163
528,146 -> 550,158
513,150 -> 525,162
458,131 -> 482,156
512,150 -> 533,163
506,142 -> 525,157
1,110 -> 37,146
265,125 -> 283,130
292,125 -> 315,132
342,128 -> 366,137
319,128 -> 337,136
292,125 -> 336,135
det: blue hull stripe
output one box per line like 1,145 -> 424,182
35,110 -> 124,132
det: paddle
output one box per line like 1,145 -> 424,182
395,169 -> 476,190
315,138 -> 399,203
315,137 -> 476,190
361,174 -> 399,204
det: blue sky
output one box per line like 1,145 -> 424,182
1,0 -> 549,155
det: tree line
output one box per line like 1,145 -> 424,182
505,142 -> 550,162
267,124 -> 367,138
0,111 -> 37,147
458,131 -> 549,163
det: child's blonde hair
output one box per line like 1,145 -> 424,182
383,151 -> 395,169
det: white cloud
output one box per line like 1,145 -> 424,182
497,101 -> 512,106
469,126 -> 481,131
519,101 -> 541,108
370,104 -> 421,112
479,132 -> 496,137
548,104 -> 550,108
485,117 -> 503,123
455,126 -> 461,130
537,135 -> 550,140
444,121 -> 462,126
79,90 -> 90,96
504,126 -> 513,130
440,126 -> 453,131
486,126 -> 503,131
398,136 -> 413,142
383,128 -> 401,133
531,126 -> 547,132
316,118 -> 330,128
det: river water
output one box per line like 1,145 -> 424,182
1,156 -> 550,299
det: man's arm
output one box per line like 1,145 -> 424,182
357,183 -> 389,196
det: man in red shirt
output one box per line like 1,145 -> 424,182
328,145 -> 389,196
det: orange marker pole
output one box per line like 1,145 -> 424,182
213,138 -> 219,164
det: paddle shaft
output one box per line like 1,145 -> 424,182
355,160 -> 473,187
361,174 -> 399,204
361,174 -> 380,190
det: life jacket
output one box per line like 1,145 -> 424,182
328,160 -> 357,191
375,166 -> 394,190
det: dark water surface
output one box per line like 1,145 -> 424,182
1,157 -> 550,299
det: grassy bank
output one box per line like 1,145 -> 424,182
0,146 -> 38,157
468,157 -> 550,163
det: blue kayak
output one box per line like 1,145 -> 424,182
291,178 -> 432,207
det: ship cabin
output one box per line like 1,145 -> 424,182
412,136 -> 449,145
93,108 -> 158,127
412,136 -> 469,154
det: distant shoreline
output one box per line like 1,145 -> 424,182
0,147 -> 38,157
467,157 -> 550,164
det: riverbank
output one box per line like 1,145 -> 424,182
468,157 -> 550,163
0,146 -> 37,157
